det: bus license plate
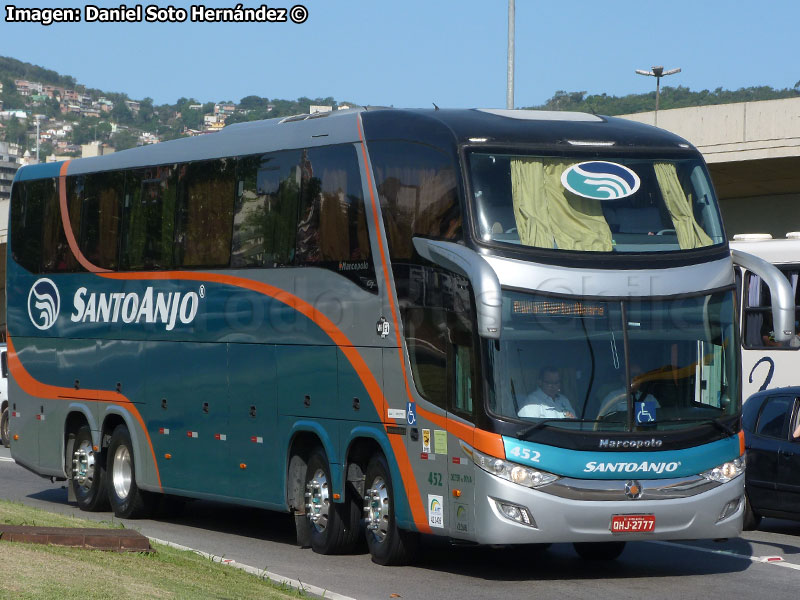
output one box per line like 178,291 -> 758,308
610,514 -> 655,533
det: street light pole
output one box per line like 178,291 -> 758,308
635,65 -> 681,126
506,0 -> 515,110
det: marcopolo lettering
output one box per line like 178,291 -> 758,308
598,438 -> 663,449
71,287 -> 199,331
583,461 -> 679,474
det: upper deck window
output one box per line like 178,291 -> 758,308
469,153 -> 725,254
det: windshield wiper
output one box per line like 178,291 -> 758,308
655,418 -> 735,436
516,418 -> 599,440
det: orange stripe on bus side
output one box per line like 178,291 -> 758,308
57,161 -> 110,274
356,119 -> 431,533
99,269 -> 430,529
6,335 -> 162,490
416,405 -> 505,458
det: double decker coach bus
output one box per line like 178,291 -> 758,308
7,108 -> 793,565
730,233 -> 800,399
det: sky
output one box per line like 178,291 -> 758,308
1,0 -> 798,109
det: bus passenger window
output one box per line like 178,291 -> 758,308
175,159 -> 235,268
44,179 -> 79,273
297,145 -> 371,265
10,179 -> 50,273
120,166 -> 178,270
453,342 -> 475,417
404,306 -> 448,409
369,140 -> 460,262
232,150 -> 301,268
743,272 -> 800,348
69,171 -> 124,270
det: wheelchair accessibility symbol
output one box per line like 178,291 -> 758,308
407,402 -> 416,426
635,401 -> 657,424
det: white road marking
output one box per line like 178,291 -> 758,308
649,540 -> 800,571
149,537 -> 358,600
0,457 -> 14,462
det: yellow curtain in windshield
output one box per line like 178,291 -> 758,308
654,162 -> 713,249
511,158 -> 613,251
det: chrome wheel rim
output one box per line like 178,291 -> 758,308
364,476 -> 390,543
72,440 -> 96,490
305,468 -> 330,533
112,445 -> 132,500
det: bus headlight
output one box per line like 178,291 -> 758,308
701,456 -> 745,483
471,447 -> 559,489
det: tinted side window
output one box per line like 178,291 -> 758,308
121,166 -> 177,270
232,150 -> 301,267
404,304 -> 448,408
369,141 -> 461,261
43,178 -> 79,273
175,159 -> 235,267
10,178 -> 56,273
398,265 -> 475,412
755,396 -> 791,439
10,181 -> 37,272
296,145 -> 371,264
743,269 -> 800,349
68,171 -> 124,270
294,145 -> 375,290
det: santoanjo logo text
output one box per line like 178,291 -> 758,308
584,461 -> 680,475
71,287 -> 200,331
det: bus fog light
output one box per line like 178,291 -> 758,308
718,496 -> 743,522
494,499 -> 535,527
701,456 -> 745,483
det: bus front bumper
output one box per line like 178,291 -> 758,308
472,468 -> 744,545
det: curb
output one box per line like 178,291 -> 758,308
149,537 -> 357,600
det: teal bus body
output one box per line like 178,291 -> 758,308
7,108 -> 761,564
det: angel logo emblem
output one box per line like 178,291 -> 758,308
28,278 -> 60,330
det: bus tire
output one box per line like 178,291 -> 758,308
364,453 -> 418,566
304,449 -> 360,555
743,493 -> 762,531
70,425 -> 109,512
573,541 -> 626,560
0,406 -> 9,448
106,424 -> 155,519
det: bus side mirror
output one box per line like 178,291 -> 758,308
412,238 -> 502,339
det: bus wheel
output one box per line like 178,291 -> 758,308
573,541 -> 626,560
363,453 -> 417,565
743,493 -> 762,531
304,449 -> 360,554
71,425 -> 109,512
0,407 -> 9,448
106,424 -> 155,519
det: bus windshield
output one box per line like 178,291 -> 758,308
485,290 -> 739,432
469,152 -> 725,253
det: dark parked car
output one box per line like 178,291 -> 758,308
742,387 -> 800,529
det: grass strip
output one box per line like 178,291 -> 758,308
0,499 -> 303,599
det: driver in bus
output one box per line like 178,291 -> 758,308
518,366 -> 576,419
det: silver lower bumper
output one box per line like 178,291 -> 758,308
473,468 -> 744,544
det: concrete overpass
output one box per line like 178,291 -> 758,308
621,97 -> 800,238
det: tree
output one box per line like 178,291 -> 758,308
111,129 -> 139,151
37,141 -> 55,159
3,116 -> 27,146
110,102 -> 133,124
239,95 -> 269,110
